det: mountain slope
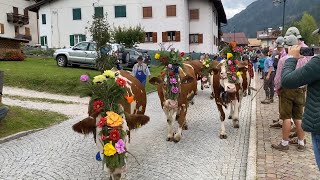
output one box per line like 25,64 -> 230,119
222,0 -> 320,38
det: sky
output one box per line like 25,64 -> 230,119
222,0 -> 257,19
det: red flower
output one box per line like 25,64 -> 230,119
101,134 -> 108,140
229,66 -> 235,72
116,78 -> 126,87
234,60 -> 240,65
169,71 -> 175,77
97,117 -> 106,127
109,129 -> 120,141
161,57 -> 168,64
180,52 -> 185,57
93,100 -> 104,112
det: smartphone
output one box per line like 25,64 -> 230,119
300,47 -> 314,56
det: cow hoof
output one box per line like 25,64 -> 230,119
183,124 -> 188,130
228,116 -> 232,119
233,120 -> 239,128
219,134 -> 227,139
166,137 -> 173,141
173,134 -> 181,142
190,101 -> 194,105
248,91 -> 251,95
201,86 -> 204,90
210,96 -> 214,100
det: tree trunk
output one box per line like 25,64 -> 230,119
0,71 -> 4,103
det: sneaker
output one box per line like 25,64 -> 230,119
289,137 -> 307,145
261,98 -> 271,104
269,123 -> 282,129
297,144 -> 306,152
271,142 -> 289,151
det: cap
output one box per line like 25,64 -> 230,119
285,27 -> 302,39
275,36 -> 285,48
283,35 -> 299,48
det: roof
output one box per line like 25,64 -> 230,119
256,30 -> 279,40
248,38 -> 261,47
27,0 -> 227,24
221,32 -> 249,45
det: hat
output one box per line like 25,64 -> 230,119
312,27 -> 320,35
285,27 -> 302,39
283,35 -> 298,48
275,36 -> 285,48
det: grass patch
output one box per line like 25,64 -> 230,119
4,95 -> 77,104
0,57 -> 162,95
0,105 -> 68,138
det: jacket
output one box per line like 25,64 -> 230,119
281,56 -> 320,132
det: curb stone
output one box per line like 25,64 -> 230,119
246,75 -> 257,180
0,128 -> 43,144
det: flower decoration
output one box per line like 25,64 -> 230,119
93,100 -> 104,113
168,64 -> 173,69
236,72 -> 242,77
125,95 -> 134,104
106,111 -> 123,127
115,139 -> 126,154
109,129 -> 121,141
155,53 -> 160,60
170,78 -> 177,84
220,42 -> 242,83
116,78 -> 126,87
104,141 -> 117,156
97,117 -> 107,127
93,75 -> 107,84
201,57 -> 212,79
80,74 -> 89,82
103,70 -> 115,79
180,52 -> 185,57
171,86 -> 179,94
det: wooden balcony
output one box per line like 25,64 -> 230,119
15,34 -> 32,41
7,13 -> 29,26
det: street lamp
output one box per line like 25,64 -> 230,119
233,26 -> 236,42
267,28 -> 272,47
273,0 -> 287,36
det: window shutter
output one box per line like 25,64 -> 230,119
175,31 -> 181,42
81,34 -> 86,42
73,8 -> 81,20
162,32 -> 168,42
70,35 -> 75,46
25,27 -> 30,36
95,7 -> 103,18
198,34 -> 203,44
40,36 -> 44,46
0,24 -> 4,34
24,9 -> 29,17
152,32 -> 157,43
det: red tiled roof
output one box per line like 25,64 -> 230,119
222,32 -> 249,45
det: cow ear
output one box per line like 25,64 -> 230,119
72,116 -> 96,134
181,75 -> 194,84
126,114 -> 150,130
149,77 -> 163,85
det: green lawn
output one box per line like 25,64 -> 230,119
0,57 -> 163,95
0,105 -> 68,138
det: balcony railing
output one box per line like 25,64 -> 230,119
7,13 -> 29,26
15,34 -> 32,41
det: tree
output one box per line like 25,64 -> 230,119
113,25 -> 145,48
88,13 -> 115,71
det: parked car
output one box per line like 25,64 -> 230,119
125,48 -> 151,68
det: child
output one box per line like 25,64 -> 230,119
132,56 -> 151,87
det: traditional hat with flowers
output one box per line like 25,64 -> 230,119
79,70 -> 133,170
154,50 -> 186,101
221,41 -> 243,83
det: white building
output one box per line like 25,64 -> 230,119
27,0 -> 226,54
0,0 -> 38,54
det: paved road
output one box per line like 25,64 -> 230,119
0,87 -> 252,180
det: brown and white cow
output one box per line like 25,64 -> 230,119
184,60 -> 212,92
149,64 -> 197,142
210,60 -> 248,139
72,69 -> 149,180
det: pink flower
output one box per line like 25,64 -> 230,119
115,139 -> 126,154
171,87 -> 179,94
202,76 -> 208,82
170,78 -> 177,84
228,60 -> 232,65
80,75 -> 89,82
168,64 -> 173,69
232,76 -> 237,81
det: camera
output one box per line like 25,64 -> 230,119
300,47 -> 314,56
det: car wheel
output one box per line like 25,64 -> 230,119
56,55 -> 67,67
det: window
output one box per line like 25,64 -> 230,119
69,34 -> 86,46
40,36 -> 47,46
189,9 -> 199,20
166,5 -> 176,17
24,9 -> 29,17
25,27 -> 30,36
189,34 -> 203,44
13,7 -> 18,14
74,42 -> 89,50
94,7 -> 103,18
144,32 -> 158,43
42,14 -> 46,24
0,24 -> 4,34
88,43 -> 96,51
115,6 -> 126,18
73,8 -> 81,20
143,7 -> 152,18
162,31 -> 180,42
14,26 -> 19,36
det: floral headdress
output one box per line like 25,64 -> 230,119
79,70 -> 134,170
222,41 -> 243,83
154,51 -> 185,101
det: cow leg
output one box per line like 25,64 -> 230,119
216,102 -> 227,139
166,118 -> 174,141
201,81 -> 204,90
228,102 -> 234,119
174,105 -> 187,142
210,92 -> 214,100
232,100 -> 240,128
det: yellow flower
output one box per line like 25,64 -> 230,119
205,64 -> 210,68
104,141 -> 117,156
106,111 -> 123,127
93,75 -> 107,84
202,61 -> 206,65
227,53 -> 233,60
154,53 -> 160,60
236,71 -> 242,77
102,70 -> 115,79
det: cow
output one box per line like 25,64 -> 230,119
72,69 -> 150,180
210,60 -> 248,139
149,64 -> 197,142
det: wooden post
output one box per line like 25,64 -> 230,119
0,71 -> 3,103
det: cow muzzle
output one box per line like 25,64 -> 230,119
226,84 -> 236,93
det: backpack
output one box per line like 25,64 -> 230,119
273,54 -> 279,70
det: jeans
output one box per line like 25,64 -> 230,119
253,62 -> 258,72
263,71 -> 276,98
311,132 -> 320,170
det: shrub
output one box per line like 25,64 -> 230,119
1,51 -> 25,61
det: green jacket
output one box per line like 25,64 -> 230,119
281,56 -> 320,133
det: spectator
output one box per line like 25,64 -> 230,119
132,56 -> 151,87
258,53 -> 265,78
261,47 -> 275,104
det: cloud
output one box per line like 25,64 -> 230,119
221,0 -> 256,19
224,5 -> 246,19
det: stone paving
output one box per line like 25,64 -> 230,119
255,74 -> 320,180
0,85 -> 252,180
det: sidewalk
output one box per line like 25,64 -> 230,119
255,74 -> 320,179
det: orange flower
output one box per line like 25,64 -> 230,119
125,96 -> 134,104
106,111 -> 123,127
230,41 -> 237,48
